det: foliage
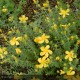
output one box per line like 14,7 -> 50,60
0,0 -> 80,80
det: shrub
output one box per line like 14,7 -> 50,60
0,0 -> 80,80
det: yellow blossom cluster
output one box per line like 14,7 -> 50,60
60,67 -> 75,76
56,56 -> 62,62
51,24 -> 57,31
8,16 -> 14,22
43,0 -> 49,8
56,50 -> 77,76
1,6 -> 28,23
76,40 -> 80,45
34,33 -> 50,44
33,0 -> 39,4
60,23 -> 70,30
9,34 -> 28,56
0,47 -> 8,59
34,33 -> 52,69
0,0 -> 80,78
2,6 -> 8,13
9,37 -> 22,55
59,50 -> 77,76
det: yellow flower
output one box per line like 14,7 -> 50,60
43,3 -> 49,8
76,40 -> 80,45
15,48 -> 21,54
43,0 -> 49,8
36,57 -> 50,68
33,27 -> 42,33
67,70 -> 75,76
64,63 -> 67,66
0,47 -> 8,55
2,6 -> 8,13
34,33 -> 50,44
40,45 -> 52,57
65,51 -> 76,61
8,16 -> 14,21
45,17 -> 50,23
14,72 -> 24,80
0,54 -> 4,59
63,67 -> 75,76
48,8 -> 52,13
51,24 -> 57,30
33,0 -> 38,4
34,37 -> 42,43
33,9 -> 37,13
59,8 -> 70,18
0,29 -> 2,33
40,33 -> 50,43
61,31 -> 67,35
60,24 -> 69,29
10,37 -> 20,46
60,70 -> 65,75
19,15 -> 28,23
70,36 -> 75,40
56,56 -> 62,61
0,48 -> 3,53
16,36 -> 23,41
0,47 -> 8,59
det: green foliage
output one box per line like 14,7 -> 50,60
0,0 -> 80,79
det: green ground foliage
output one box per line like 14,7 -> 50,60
0,0 -> 80,80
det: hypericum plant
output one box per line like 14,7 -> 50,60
0,0 -> 80,80
31,0 -> 80,78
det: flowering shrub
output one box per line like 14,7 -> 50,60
0,0 -> 80,80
